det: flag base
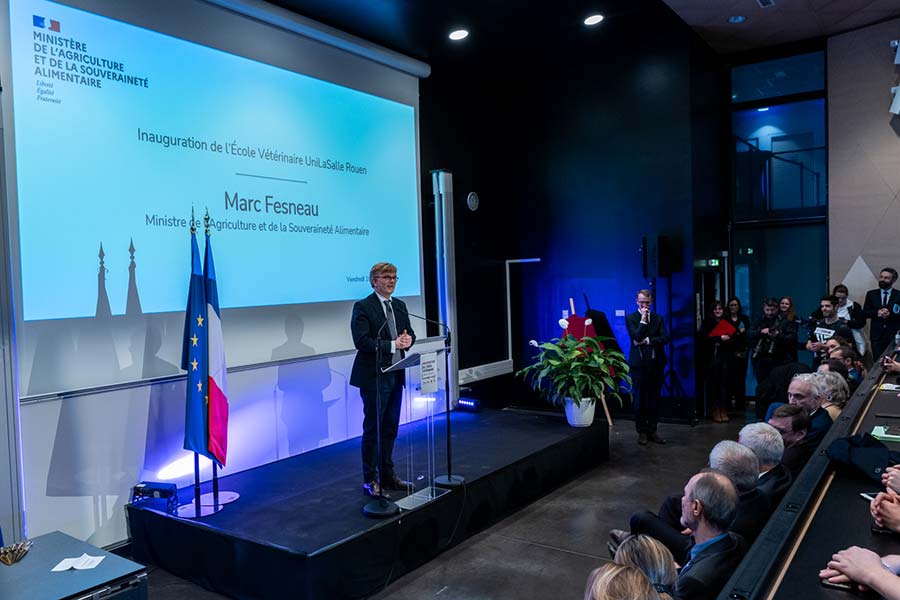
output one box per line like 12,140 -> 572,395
434,474 -> 465,488
362,496 -> 400,519
176,501 -> 224,518
199,491 -> 240,506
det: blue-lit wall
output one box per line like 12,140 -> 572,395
420,1 -> 725,407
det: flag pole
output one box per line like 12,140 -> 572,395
206,209 -> 220,510
192,208 -> 201,519
196,208 -> 238,510
176,207 -> 226,518
193,452 -> 201,518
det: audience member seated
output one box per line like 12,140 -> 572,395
830,344 -> 866,389
673,470 -> 747,600
614,534 -> 677,600
869,489 -> 900,533
882,355 -> 900,378
820,546 -> 900,598
755,361 -> 810,421
584,562 -> 660,600
764,373 -> 833,446
767,404 -> 813,480
817,357 -> 850,382
738,423 -> 791,509
868,466 -> 900,533
620,441 -> 763,563
816,370 -> 850,421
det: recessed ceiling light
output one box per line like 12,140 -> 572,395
757,107 -> 769,112
584,14 -> 604,26
449,29 -> 469,41
728,15 -> 747,24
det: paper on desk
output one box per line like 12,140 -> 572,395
51,553 -> 105,571
880,383 -> 900,391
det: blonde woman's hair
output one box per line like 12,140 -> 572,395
614,534 -> 676,598
816,371 -> 850,409
584,562 -> 660,600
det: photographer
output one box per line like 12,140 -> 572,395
750,298 -> 797,409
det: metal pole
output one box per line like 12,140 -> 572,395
193,452 -> 201,517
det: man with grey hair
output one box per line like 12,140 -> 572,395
675,470 -> 747,600
709,440 -> 759,493
739,423 -> 792,510
615,441 -> 770,563
764,372 -> 834,447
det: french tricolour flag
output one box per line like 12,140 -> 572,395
204,232 -> 228,467
33,16 -> 60,32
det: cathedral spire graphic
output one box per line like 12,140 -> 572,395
95,243 -> 112,318
126,238 -> 143,316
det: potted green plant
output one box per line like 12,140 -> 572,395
517,334 -> 631,427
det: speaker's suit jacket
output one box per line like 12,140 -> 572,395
349,292 -> 415,390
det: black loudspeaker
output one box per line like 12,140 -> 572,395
641,236 -> 658,278
657,235 -> 683,277
642,235 -> 683,278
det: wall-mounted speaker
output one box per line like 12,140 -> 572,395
642,235 -> 683,278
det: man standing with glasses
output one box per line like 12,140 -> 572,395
350,262 -> 415,498
626,289 -> 669,445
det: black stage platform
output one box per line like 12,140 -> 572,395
127,408 -> 609,599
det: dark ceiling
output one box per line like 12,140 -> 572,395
660,0 -> 900,54
267,0 -> 900,60
265,1 -> 677,63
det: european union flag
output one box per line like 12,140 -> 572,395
182,228 -> 214,462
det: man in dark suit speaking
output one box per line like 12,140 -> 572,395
350,262 -> 416,498
626,289 -> 669,445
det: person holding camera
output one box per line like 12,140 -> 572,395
749,298 -> 796,392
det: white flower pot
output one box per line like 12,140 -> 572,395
564,397 -> 595,427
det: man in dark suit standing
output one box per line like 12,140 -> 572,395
350,262 -> 415,498
626,289 -> 669,445
863,267 -> 900,359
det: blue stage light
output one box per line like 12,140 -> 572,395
457,397 -> 481,412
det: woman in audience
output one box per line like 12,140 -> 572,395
584,563 -> 660,600
820,546 -> 900,598
699,301 -> 731,422
778,296 -> 801,362
725,297 -> 751,411
614,534 -> 676,599
816,370 -> 850,420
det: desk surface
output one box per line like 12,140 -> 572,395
773,383 -> 900,599
0,530 -> 146,600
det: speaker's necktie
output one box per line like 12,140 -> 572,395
384,300 -> 400,363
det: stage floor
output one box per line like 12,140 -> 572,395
128,408 -> 608,598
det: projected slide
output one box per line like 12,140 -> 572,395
8,0 -> 420,321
